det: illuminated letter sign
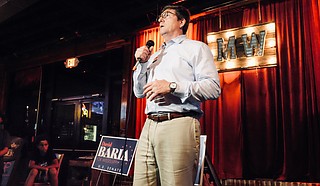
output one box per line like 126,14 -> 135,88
207,22 -> 276,72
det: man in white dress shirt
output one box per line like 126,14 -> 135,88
132,4 -> 221,186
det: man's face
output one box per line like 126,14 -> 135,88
38,140 -> 49,153
158,9 -> 184,39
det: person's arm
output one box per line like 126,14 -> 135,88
133,62 -> 149,98
46,158 -> 59,169
174,43 -> 221,102
0,147 -> 8,156
28,160 -> 48,171
0,130 -> 10,156
133,45 -> 154,98
143,42 -> 221,102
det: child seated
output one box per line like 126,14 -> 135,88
24,135 -> 59,186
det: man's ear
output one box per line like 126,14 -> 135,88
180,19 -> 186,29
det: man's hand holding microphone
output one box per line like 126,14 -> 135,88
132,40 -> 154,71
133,40 -> 173,101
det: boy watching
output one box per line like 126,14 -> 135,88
24,135 -> 59,186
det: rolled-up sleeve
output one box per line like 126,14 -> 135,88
173,43 -> 221,102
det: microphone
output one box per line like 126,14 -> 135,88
132,40 -> 155,71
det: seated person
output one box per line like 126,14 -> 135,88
24,135 -> 59,186
0,113 -> 10,185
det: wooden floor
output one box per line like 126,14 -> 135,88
91,172 -> 320,186
97,176 -> 320,186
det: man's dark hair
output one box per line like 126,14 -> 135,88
33,134 -> 55,155
161,5 -> 190,34
35,134 -> 49,145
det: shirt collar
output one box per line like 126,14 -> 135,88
163,35 -> 186,49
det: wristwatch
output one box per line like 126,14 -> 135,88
169,82 -> 177,93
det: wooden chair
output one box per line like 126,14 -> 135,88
194,135 -> 222,186
194,135 -> 207,186
33,153 -> 64,186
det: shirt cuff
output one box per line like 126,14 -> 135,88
173,81 -> 190,102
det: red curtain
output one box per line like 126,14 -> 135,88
132,0 -> 320,181
132,27 -> 163,139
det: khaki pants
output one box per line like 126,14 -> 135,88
133,117 -> 200,186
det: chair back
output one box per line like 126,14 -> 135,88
194,135 -> 207,186
33,153 -> 64,186
55,153 -> 64,175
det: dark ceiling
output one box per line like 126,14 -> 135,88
0,0 -> 244,65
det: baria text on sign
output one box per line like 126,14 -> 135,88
97,146 -> 129,161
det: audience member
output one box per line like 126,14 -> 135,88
24,135 -> 59,186
0,113 -> 10,185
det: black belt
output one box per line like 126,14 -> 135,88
147,112 -> 195,122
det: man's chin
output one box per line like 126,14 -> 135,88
160,31 -> 166,36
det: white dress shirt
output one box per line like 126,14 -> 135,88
133,35 -> 221,115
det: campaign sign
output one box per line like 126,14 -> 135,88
91,136 -> 138,176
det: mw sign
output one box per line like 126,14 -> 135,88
207,22 -> 277,72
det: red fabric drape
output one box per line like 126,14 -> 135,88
274,0 -> 320,180
132,0 -> 320,181
133,27 -> 164,139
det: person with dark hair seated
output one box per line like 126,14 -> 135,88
24,135 -> 59,186
0,113 -> 10,185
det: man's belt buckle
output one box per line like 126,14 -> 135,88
150,113 -> 171,122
